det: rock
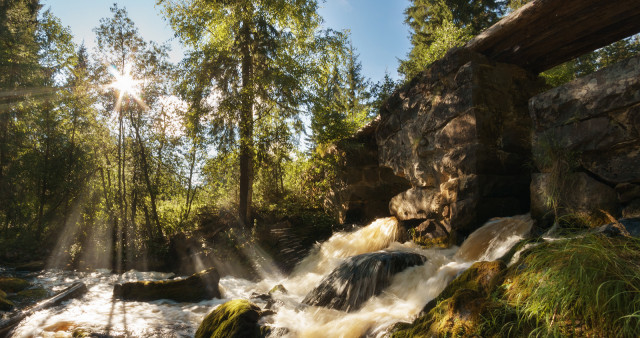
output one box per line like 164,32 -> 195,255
393,261 -> 506,337
113,268 -> 220,302
377,49 -> 541,238
0,277 -> 30,293
423,260 -> 506,314
12,288 -> 49,304
623,199 -> 640,218
302,251 -> 426,312
530,55 -> 640,226
409,219 -> 451,248
0,294 -> 14,311
530,172 -> 618,227
593,218 -> 640,238
195,299 -> 262,338
13,261 -> 45,272
268,284 -> 287,295
327,121 -> 412,224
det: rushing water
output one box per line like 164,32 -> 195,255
7,215 -> 533,337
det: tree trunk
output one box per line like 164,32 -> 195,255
129,110 -> 163,240
238,19 -> 255,228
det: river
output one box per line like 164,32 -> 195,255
6,215 -> 533,337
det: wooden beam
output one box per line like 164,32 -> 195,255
466,0 -> 640,73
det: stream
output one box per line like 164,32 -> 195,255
6,215 -> 533,337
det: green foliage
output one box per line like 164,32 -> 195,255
400,0 -> 503,80
541,35 -> 640,87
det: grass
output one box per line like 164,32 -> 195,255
393,233 -> 640,337
492,234 -> 640,337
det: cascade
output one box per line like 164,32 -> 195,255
7,214 -> 533,337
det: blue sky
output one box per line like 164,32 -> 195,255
40,0 -> 411,82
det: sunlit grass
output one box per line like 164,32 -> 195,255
491,234 -> 640,337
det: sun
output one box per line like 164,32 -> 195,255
108,64 -> 141,97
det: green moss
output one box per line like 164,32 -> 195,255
427,260 -> 505,311
195,299 -> 262,338
393,261 -> 506,337
0,294 -> 14,311
0,277 -> 30,293
13,288 -> 49,303
268,284 -> 287,295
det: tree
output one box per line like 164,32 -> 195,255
159,0 -> 332,226
400,0 -> 504,80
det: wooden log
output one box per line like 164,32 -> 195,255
0,282 -> 88,337
466,0 -> 640,73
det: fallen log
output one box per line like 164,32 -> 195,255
0,282 -> 88,337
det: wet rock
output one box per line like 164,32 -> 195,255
593,218 -> 640,238
393,261 -> 506,337
0,292 -> 14,311
12,288 -> 49,304
0,277 -> 30,293
268,284 -> 287,295
423,260 -> 506,314
302,251 -> 427,312
13,261 -> 45,272
195,299 -> 262,338
409,219 -> 451,248
113,268 -> 220,302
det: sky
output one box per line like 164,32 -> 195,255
40,0 -> 412,82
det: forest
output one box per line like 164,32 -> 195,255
2,0 -> 637,271
1,0 -> 640,335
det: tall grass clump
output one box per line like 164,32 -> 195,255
501,234 -> 640,337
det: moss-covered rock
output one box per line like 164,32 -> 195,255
393,261 -> 506,337
268,284 -> 287,295
0,293 -> 14,311
14,261 -> 45,272
0,277 -> 30,293
113,268 -> 220,302
423,260 -> 506,314
13,288 -> 49,303
195,299 -> 262,338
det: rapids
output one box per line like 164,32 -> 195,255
5,215 -> 533,337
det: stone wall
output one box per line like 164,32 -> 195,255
327,119 -> 411,224
530,55 -> 640,225
376,48 -> 544,242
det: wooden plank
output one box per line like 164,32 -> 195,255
466,0 -> 640,72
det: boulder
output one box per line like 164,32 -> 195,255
12,288 -> 49,304
302,251 -> 426,312
378,49 -> 542,241
195,299 -> 262,338
13,261 -> 45,272
113,268 -> 220,302
530,55 -> 640,226
393,261 -> 506,337
0,277 -> 30,293
530,172 -> 619,227
593,218 -> 640,238
0,293 -> 13,311
423,260 -> 506,314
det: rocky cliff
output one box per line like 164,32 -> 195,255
376,48 -> 544,242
